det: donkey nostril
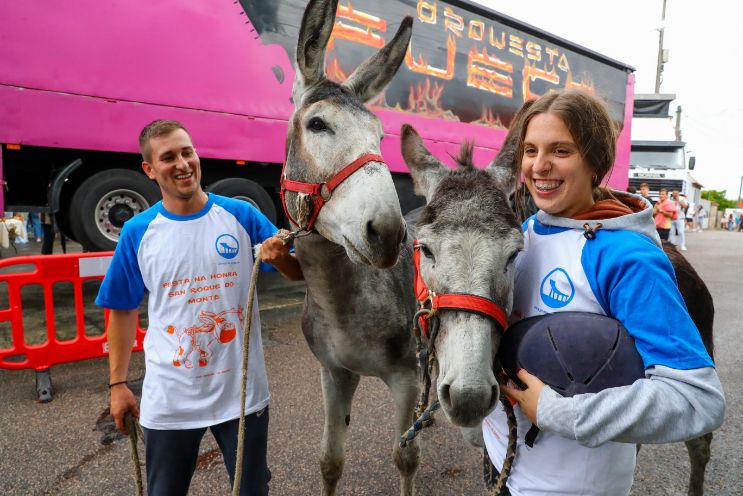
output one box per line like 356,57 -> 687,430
489,385 -> 500,410
439,383 -> 451,407
366,220 -> 382,245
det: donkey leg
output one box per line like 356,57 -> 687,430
319,366 -> 360,496
386,371 -> 420,496
685,432 -> 712,496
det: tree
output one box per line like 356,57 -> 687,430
701,190 -> 736,209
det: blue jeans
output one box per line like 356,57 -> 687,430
26,213 -> 43,240
142,407 -> 271,496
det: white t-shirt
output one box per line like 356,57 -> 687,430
484,214 -> 713,495
97,194 -> 277,429
483,217 -> 635,496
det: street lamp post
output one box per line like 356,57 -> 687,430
738,176 -> 743,204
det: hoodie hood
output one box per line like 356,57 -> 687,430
536,190 -> 662,248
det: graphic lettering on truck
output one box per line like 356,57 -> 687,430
241,0 -> 628,129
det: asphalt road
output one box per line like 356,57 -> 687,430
0,229 -> 740,495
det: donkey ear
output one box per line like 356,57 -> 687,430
486,99 -> 535,200
296,0 -> 338,91
342,17 -> 413,102
401,124 -> 448,203
486,129 -> 520,198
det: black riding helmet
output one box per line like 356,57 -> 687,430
495,312 -> 646,448
497,312 -> 646,397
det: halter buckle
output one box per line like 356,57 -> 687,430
420,290 -> 437,316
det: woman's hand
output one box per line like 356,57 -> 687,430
501,369 -> 545,425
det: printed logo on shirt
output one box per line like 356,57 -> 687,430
540,268 -> 574,308
215,234 -> 239,259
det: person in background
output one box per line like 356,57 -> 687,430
670,190 -> 688,250
695,204 -> 706,231
26,212 -> 43,242
639,182 -> 655,207
653,189 -> 676,241
481,90 -> 724,496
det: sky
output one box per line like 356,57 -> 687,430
471,0 -> 743,200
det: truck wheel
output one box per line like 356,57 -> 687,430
69,170 -> 161,251
206,178 -> 277,224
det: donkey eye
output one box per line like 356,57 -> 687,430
308,117 -> 329,133
506,250 -> 519,267
419,244 -> 435,261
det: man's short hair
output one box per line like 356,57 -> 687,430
139,120 -> 189,162
660,188 -> 668,194
640,182 -> 650,189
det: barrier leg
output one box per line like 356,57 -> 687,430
36,369 -> 54,403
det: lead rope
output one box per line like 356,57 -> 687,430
486,397 -> 518,495
233,228 -> 300,496
232,253 -> 262,496
124,412 -> 145,496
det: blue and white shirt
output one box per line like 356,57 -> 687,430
484,211 -> 714,496
97,194 -> 277,429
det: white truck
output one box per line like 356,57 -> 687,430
628,93 -> 699,204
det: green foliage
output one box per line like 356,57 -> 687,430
701,190 -> 736,209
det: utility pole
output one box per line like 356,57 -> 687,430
655,0 -> 668,93
675,105 -> 682,141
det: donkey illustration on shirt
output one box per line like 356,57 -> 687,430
166,307 -> 244,368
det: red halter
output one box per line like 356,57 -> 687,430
413,240 -> 508,338
280,153 -> 385,232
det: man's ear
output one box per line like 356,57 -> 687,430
142,161 -> 156,180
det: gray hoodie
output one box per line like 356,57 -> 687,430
535,191 -> 725,447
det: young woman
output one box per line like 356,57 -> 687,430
482,90 -> 725,496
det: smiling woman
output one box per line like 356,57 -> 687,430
517,90 -> 617,218
481,89 -> 724,496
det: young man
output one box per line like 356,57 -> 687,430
639,182 -> 656,207
97,120 -> 302,495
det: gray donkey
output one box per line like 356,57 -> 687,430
283,0 -> 419,494
401,112 -> 716,495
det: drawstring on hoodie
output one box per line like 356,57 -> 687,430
582,223 -> 602,240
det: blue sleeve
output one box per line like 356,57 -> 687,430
95,217 -> 150,310
582,230 -> 713,370
214,196 -> 279,272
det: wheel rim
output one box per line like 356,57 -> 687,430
95,189 -> 151,242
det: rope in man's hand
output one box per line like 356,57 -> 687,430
124,412 -> 145,496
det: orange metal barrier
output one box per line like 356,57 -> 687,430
0,252 -> 146,401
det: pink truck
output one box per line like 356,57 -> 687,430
0,0 -> 634,252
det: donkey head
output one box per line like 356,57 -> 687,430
401,124 -> 523,427
284,0 -> 412,268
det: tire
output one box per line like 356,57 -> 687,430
206,178 -> 277,224
68,169 -> 161,251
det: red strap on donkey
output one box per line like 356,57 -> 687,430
413,240 -> 508,338
280,153 -> 385,232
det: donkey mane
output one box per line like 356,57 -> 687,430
302,79 -> 374,114
452,140 -> 476,169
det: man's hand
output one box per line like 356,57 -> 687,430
110,384 -> 140,434
259,233 -> 304,281
260,234 -> 293,265
501,369 -> 545,425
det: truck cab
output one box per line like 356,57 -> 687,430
628,93 -> 699,202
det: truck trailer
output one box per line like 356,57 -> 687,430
1,0 -> 635,251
